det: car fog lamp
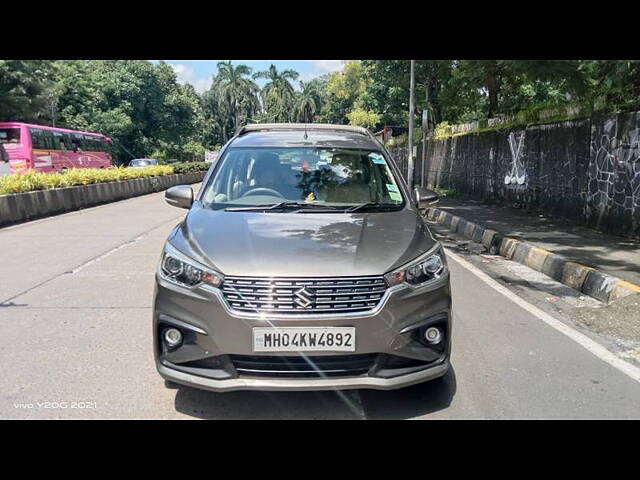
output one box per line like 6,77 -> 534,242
163,328 -> 183,348
424,327 -> 442,344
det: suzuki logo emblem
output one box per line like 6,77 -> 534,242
294,287 -> 314,309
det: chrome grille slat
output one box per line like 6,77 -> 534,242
221,275 -> 387,314
222,288 -> 385,297
223,282 -> 384,289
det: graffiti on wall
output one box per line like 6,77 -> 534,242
587,118 -> 640,228
420,111 -> 640,237
504,131 -> 526,186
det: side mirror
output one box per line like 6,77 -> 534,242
414,187 -> 439,212
165,185 -> 193,209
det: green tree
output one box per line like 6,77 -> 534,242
0,60 -> 56,122
580,60 -> 640,113
324,61 -> 367,124
295,80 -> 321,122
212,61 -> 260,132
253,64 -> 299,122
346,108 -> 381,129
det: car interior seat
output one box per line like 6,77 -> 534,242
319,155 -> 370,204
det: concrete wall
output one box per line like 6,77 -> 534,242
391,110 -> 640,239
0,171 -> 206,228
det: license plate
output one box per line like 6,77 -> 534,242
253,327 -> 355,352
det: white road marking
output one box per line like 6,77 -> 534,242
69,235 -> 144,274
445,248 -> 640,384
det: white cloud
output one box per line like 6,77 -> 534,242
311,60 -> 345,73
170,63 -> 211,93
297,60 -> 346,86
298,72 -> 321,83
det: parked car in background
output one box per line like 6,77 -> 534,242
0,122 -> 113,174
129,158 -> 159,168
154,123 -> 450,393
204,151 -> 218,163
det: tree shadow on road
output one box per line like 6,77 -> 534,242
172,366 -> 456,420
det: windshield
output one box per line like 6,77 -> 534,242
201,147 -> 405,210
0,128 -> 21,145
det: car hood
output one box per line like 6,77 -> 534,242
170,203 -> 437,277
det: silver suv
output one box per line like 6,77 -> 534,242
154,124 -> 452,392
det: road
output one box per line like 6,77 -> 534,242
1,188 -> 639,419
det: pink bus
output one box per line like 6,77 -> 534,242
0,122 -> 113,174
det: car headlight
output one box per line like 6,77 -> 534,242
160,243 -> 224,288
384,244 -> 447,287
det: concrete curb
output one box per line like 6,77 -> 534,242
427,207 -> 640,304
0,171 -> 206,228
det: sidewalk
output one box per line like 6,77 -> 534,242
433,196 -> 640,287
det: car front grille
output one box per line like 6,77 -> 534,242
221,275 -> 388,314
230,354 -> 378,378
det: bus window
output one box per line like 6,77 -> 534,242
30,129 -> 46,149
85,135 -> 99,151
42,130 -> 55,150
72,134 -> 83,152
52,131 -> 65,150
62,133 -> 73,150
0,127 -> 21,144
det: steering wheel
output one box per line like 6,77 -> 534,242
241,187 -> 286,199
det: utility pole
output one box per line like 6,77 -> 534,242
407,60 -> 415,190
421,84 -> 428,188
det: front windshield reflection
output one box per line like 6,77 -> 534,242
201,147 -> 405,210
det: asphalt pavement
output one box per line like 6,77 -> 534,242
1,188 -> 639,419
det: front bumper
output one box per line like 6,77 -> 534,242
157,359 -> 450,392
153,271 -> 452,392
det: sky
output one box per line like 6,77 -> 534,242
157,60 -> 345,93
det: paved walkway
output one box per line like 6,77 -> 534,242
435,196 -> 640,286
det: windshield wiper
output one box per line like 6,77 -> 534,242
224,202 -> 305,212
225,201 -> 343,212
345,202 -> 398,213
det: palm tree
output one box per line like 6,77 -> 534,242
212,61 -> 260,131
295,81 -> 321,122
253,64 -> 299,121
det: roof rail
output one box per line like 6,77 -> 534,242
234,123 -> 372,138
